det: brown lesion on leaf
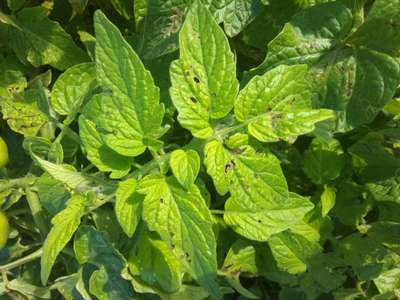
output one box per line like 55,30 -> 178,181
231,148 -> 245,155
346,78 -> 353,97
190,96 -> 197,103
193,76 -> 200,83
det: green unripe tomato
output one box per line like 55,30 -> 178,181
0,137 -> 9,169
0,210 -> 10,248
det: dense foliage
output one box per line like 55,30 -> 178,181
1,0 -> 400,299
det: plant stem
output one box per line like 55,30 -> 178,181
130,153 -> 171,179
0,177 -> 33,193
0,248 -> 43,273
25,188 -> 48,238
56,123 -> 81,144
7,208 -> 30,217
210,209 -> 225,215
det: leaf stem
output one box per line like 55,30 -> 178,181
25,188 -> 49,238
56,123 -> 81,144
0,248 -> 43,273
0,176 -> 35,193
210,209 -> 225,215
130,153 -> 171,179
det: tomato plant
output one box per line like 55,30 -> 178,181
0,0 -> 400,299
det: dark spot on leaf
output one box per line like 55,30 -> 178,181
160,198 -> 164,204
190,97 -> 197,103
346,80 -> 353,97
193,76 -> 200,83
230,159 -> 236,167
224,163 -> 231,173
231,148 -> 245,155
257,219 -> 262,224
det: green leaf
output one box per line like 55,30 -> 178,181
302,137 -> 344,184
365,222 -> 400,255
366,177 -> 400,204
92,10 -> 166,156
268,230 -> 322,274
204,141 -> 314,241
222,239 -> 268,276
31,153 -> 92,191
248,1 -> 400,129
41,194 -> 87,285
36,173 -> 70,216
6,7 -> 88,70
51,62 -> 96,119
7,0 -> 26,11
137,175 -> 221,299
0,55 -> 27,93
79,96 -> 134,179
1,88 -> 48,136
74,226 -> 136,299
110,0 -> 134,19
170,0 -> 239,138
69,0 -> 89,15
337,233 -> 399,281
320,185 -> 335,217
236,64 -> 334,143
136,0 -> 188,59
0,278 -> 51,299
331,182 -> 369,227
115,179 -> 143,237
129,231 -> 182,293
373,268 -> 400,294
222,0 -> 262,37
169,149 -> 200,189
348,133 -> 400,182
250,2 -> 353,73
89,267 -> 135,300
348,0 -> 400,55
